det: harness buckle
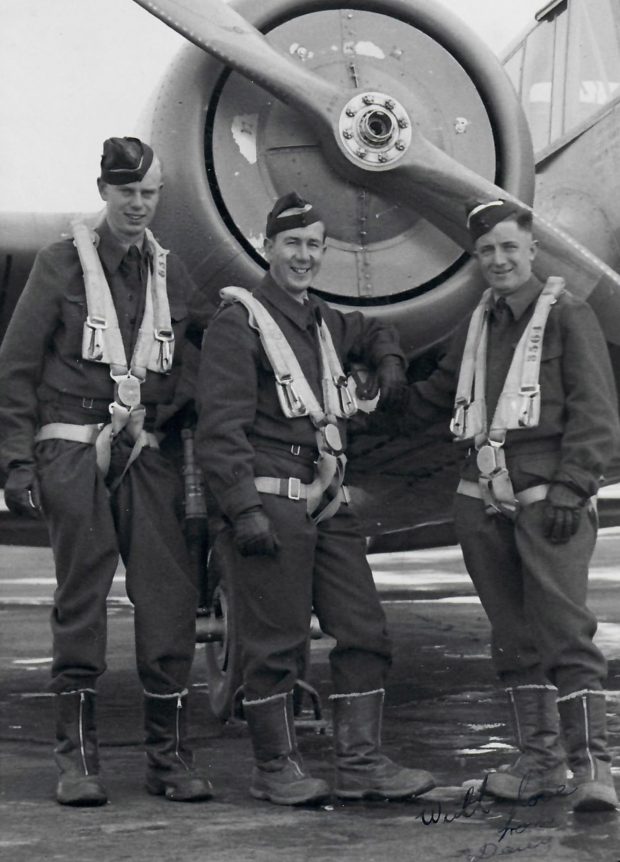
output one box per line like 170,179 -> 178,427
450,400 -> 469,437
335,376 -> 356,416
113,373 -> 142,409
277,375 -> 307,416
287,477 -> 302,501
518,385 -> 540,427
154,328 -> 175,372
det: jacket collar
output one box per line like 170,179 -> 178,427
256,273 -> 318,330
494,275 -> 544,322
96,218 -> 149,275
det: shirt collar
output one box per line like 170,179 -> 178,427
256,273 -> 317,330
96,219 -> 149,275
493,275 -> 544,322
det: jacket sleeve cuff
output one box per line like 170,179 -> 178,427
547,482 -> 590,507
219,479 -> 263,521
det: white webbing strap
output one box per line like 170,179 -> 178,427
490,277 -> 565,442
72,222 -> 174,378
450,289 -> 491,440
71,222 -> 174,479
220,287 -> 357,423
219,286 -> 353,521
451,278 -> 565,443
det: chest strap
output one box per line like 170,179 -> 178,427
451,277 -> 565,444
72,222 -> 174,471
220,286 -> 357,522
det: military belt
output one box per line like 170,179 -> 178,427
35,422 -> 160,450
255,476 -> 350,506
457,479 -> 549,506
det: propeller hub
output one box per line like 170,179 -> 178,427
338,92 -> 412,170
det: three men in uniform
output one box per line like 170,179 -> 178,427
2,139 -> 619,816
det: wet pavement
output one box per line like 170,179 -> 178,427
2,534 -> 620,861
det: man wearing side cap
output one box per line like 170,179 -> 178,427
0,137 -> 212,805
375,200 -> 620,811
194,192 -> 435,805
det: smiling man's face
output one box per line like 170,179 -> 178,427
264,221 -> 326,301
473,217 -> 537,296
97,158 -> 162,246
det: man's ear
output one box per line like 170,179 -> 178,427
530,238 -> 539,261
96,178 -> 108,202
263,237 -> 273,262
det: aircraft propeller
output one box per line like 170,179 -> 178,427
132,0 -> 620,343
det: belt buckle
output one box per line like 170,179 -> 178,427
287,477 -> 302,501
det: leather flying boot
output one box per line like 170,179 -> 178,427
54,689 -> 108,806
558,690 -> 619,812
243,691 -> 330,805
330,689 -> 435,800
144,690 -> 213,802
484,685 -> 567,801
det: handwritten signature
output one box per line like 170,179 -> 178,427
416,774 -> 569,828
455,836 -> 553,861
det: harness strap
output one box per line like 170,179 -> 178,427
220,287 -> 357,423
220,287 -> 355,520
457,479 -> 549,506
254,475 -> 350,508
35,422 -> 160,488
451,277 -> 565,443
73,222 -> 174,378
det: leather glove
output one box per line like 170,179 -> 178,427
4,464 -> 42,519
375,355 -> 408,411
542,484 -> 585,544
232,506 -> 280,556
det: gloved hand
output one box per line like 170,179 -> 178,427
4,464 -> 42,519
232,506 -> 280,556
542,484 -> 585,544
375,355 -> 408,411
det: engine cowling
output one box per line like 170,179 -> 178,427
149,0 -> 534,354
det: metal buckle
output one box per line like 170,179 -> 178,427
518,385 -> 540,426
291,445 -> 301,456
113,373 -> 142,409
277,375 -> 306,415
287,477 -> 302,501
450,401 -> 468,436
86,315 -> 107,330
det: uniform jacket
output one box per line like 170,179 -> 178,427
402,276 -> 620,498
0,219 -> 199,472
195,274 -> 405,520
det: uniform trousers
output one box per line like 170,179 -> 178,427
453,494 -> 607,696
226,491 -> 392,701
35,437 -> 199,694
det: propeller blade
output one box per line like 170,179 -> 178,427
131,0 -> 340,131
356,130 -> 620,344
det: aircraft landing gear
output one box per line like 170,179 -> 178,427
197,532 -> 327,732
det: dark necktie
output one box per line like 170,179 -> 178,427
486,297 -> 513,421
117,246 -> 144,353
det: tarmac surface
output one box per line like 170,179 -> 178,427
2,532 -> 620,862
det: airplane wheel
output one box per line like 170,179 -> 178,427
203,536 -> 243,721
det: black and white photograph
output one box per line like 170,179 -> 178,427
2,1 -> 620,860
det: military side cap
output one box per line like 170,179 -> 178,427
466,199 -> 520,242
266,191 -> 324,238
100,136 -> 154,185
